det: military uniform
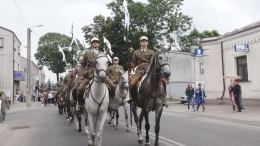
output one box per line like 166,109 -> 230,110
107,65 -> 123,84
56,78 -> 63,91
62,73 -> 71,100
130,48 -> 154,88
72,63 -> 86,92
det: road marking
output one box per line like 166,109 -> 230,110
117,121 -> 186,146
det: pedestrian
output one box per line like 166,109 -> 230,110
233,79 -> 242,113
32,92 -> 36,102
239,84 -> 244,109
0,91 -> 10,121
195,83 -> 207,112
43,92 -> 48,106
228,80 -> 235,112
20,91 -> 24,102
48,92 -> 52,104
16,93 -> 20,102
185,84 -> 195,111
230,80 -> 238,113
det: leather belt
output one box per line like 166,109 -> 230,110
112,74 -> 120,76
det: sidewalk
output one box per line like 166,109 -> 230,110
165,102 -> 260,126
0,101 -> 43,133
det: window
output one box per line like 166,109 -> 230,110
0,38 -> 3,48
199,62 -> 204,74
18,46 -> 20,55
237,56 -> 248,81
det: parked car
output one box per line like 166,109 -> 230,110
180,96 -> 187,104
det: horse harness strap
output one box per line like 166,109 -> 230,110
90,85 -> 107,116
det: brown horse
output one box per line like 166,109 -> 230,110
65,75 -> 75,123
57,88 -> 65,115
131,47 -> 171,146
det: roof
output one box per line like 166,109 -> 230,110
21,56 -> 39,69
201,20 -> 260,43
0,26 -> 22,44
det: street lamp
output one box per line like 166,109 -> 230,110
27,25 -> 42,107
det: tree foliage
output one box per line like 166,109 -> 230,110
34,32 -> 83,81
82,0 -> 192,69
178,29 -> 221,52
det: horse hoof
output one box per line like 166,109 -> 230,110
138,139 -> 143,144
85,131 -> 89,135
78,128 -> 82,132
115,126 -> 118,130
145,142 -> 150,146
126,128 -> 130,132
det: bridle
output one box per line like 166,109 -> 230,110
94,55 -> 109,83
115,73 -> 129,105
151,51 -> 170,77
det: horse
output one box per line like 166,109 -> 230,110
57,88 -> 66,115
83,53 -> 110,146
131,47 -> 171,146
108,70 -> 130,131
65,75 -> 75,123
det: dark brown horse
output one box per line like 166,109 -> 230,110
57,88 -> 65,115
131,47 -> 171,146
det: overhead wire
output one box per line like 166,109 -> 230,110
14,0 -> 28,28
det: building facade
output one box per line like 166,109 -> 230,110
0,26 -> 45,103
195,21 -> 260,105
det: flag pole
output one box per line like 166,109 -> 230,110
71,23 -> 74,69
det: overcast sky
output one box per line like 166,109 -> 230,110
1,0 -> 259,83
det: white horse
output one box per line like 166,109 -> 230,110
108,70 -> 130,131
83,53 -> 110,146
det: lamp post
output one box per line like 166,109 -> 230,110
27,25 -> 42,107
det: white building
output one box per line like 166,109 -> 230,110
194,21 -> 260,105
0,26 -> 45,103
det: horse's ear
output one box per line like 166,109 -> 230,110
154,48 -> 161,52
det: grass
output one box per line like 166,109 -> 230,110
166,97 -> 179,102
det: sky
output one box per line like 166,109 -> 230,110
1,0 -> 260,83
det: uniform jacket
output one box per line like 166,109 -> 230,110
107,65 -> 123,83
63,74 -> 71,89
74,64 -> 86,82
82,49 -> 100,79
56,80 -> 63,91
131,48 -> 154,75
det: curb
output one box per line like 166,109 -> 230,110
163,110 -> 260,127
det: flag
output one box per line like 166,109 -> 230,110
122,0 -> 130,34
103,36 -> 114,56
70,24 -> 73,34
58,45 -> 66,63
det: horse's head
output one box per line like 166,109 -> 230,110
119,70 -> 129,90
153,45 -> 172,79
95,53 -> 110,83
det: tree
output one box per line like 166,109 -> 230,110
82,0 -> 192,68
35,32 -> 83,81
178,29 -> 221,52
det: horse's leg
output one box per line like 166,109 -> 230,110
76,113 -> 82,132
74,113 -> 79,130
85,117 -> 89,135
132,106 -> 142,144
154,106 -> 163,146
123,102 -> 130,132
115,110 -> 119,130
87,114 -> 95,146
108,106 -> 112,125
96,111 -> 107,146
144,111 -> 150,146
138,109 -> 144,144
113,110 -> 117,127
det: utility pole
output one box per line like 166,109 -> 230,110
27,28 -> 31,107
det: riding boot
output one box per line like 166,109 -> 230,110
76,93 -> 83,113
130,87 -> 137,109
162,78 -> 169,108
71,91 -> 77,105
62,92 -> 66,105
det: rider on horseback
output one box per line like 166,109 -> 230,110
107,57 -> 124,85
62,69 -> 73,102
71,56 -> 85,104
77,37 -> 116,113
129,36 -> 168,107
57,76 -> 63,94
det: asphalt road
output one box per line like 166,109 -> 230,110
1,104 -> 260,146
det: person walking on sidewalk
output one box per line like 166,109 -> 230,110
0,91 -> 10,121
185,84 -> 195,111
239,84 -> 244,109
228,80 -> 235,112
233,79 -> 242,113
195,83 -> 207,112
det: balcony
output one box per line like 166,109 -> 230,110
14,71 -> 26,81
